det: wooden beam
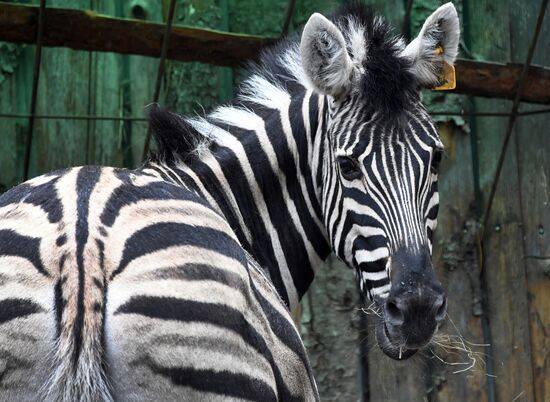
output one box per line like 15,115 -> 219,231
1,3 -> 550,104
455,59 -> 550,105
0,2 -> 272,67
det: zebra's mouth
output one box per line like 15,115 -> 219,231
375,321 -> 418,360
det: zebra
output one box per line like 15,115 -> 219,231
0,2 -> 459,401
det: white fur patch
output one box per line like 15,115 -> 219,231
240,75 -> 291,109
344,18 -> 367,70
280,44 -> 313,91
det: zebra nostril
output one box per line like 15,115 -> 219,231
385,299 -> 404,326
434,296 -> 447,322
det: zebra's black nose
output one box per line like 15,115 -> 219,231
374,246 -> 447,359
383,289 -> 447,349
385,292 -> 447,324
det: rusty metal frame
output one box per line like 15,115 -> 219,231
22,0 -> 46,181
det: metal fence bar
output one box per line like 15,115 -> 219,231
22,0 -> 46,181
281,0 -> 297,36
481,0 -> 549,234
402,0 -> 414,39
3,108 -> 550,123
141,0 -> 177,162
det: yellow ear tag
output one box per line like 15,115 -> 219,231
433,46 -> 456,91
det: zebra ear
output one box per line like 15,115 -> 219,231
401,2 -> 460,86
300,13 -> 353,97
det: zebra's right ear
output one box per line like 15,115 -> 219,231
300,13 -> 353,97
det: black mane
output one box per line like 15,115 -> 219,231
334,2 -> 418,113
147,106 -> 204,163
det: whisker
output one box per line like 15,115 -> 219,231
426,312 -> 491,375
357,302 -> 383,318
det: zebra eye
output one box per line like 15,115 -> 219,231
337,156 -> 362,180
431,150 -> 443,174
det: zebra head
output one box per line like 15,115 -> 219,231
300,3 -> 460,359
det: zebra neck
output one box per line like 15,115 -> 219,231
156,89 -> 331,311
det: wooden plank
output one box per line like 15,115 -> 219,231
511,1 -> 550,400
468,0 -> 535,399
33,0 -> 90,175
1,3 -> 550,103
86,49 -> 123,166
86,0 -> 123,167
516,106 -> 550,402
0,41 -> 32,190
480,132 -> 535,402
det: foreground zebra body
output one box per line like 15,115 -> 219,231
1,167 -> 315,401
0,3 -> 459,401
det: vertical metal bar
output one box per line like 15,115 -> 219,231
281,0 -> 297,37
23,0 -> 47,181
462,0 -> 483,217
141,0 -> 177,162
401,0 -> 414,40
219,0 -> 233,103
468,101 -> 482,214
482,0 -> 549,234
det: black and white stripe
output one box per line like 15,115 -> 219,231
0,167 -> 318,401
0,2 -> 460,400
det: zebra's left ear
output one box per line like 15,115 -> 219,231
401,2 -> 460,86
300,13 -> 354,97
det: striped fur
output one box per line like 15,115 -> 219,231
0,167 -> 317,401
0,2 -> 459,400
